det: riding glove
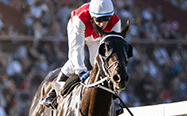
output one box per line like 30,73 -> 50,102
79,71 -> 90,82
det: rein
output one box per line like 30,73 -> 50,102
80,54 -> 119,88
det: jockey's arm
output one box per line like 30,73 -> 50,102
68,16 -> 87,75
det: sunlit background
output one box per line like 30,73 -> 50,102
0,0 -> 187,116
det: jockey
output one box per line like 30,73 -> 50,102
41,0 -> 121,109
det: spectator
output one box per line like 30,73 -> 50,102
6,60 -> 22,77
0,106 -> 6,116
153,45 -> 170,66
0,19 -> 4,32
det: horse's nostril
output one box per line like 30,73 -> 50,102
113,75 -> 120,82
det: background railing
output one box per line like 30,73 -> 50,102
120,101 -> 187,116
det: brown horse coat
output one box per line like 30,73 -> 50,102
29,66 -> 116,116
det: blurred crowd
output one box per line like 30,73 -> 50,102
166,0 -> 187,11
0,0 -> 186,41
0,41 -> 68,116
120,43 -> 187,107
0,0 -> 187,116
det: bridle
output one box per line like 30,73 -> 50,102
80,34 -> 134,116
81,34 -> 127,87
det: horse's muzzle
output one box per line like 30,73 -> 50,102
112,74 -> 129,91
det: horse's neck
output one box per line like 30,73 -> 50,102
81,59 -> 112,116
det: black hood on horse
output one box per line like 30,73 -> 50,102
98,35 -> 133,60
92,20 -> 133,92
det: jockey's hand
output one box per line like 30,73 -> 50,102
79,71 -> 90,82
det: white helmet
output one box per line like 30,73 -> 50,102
89,0 -> 114,18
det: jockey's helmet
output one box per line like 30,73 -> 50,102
89,0 -> 114,18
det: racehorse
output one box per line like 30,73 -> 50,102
29,20 -> 133,116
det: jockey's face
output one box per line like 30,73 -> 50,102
93,16 -> 111,29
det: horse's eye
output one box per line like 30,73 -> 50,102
105,42 -> 114,59
99,42 -> 114,58
99,43 -> 106,56
103,47 -> 106,53
106,43 -> 112,52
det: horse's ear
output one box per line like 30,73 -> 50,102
120,20 -> 130,38
92,20 -> 106,37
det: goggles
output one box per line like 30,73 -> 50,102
95,16 -> 111,22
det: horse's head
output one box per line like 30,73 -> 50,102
93,20 -> 133,92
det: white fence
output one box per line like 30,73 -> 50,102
120,101 -> 187,116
